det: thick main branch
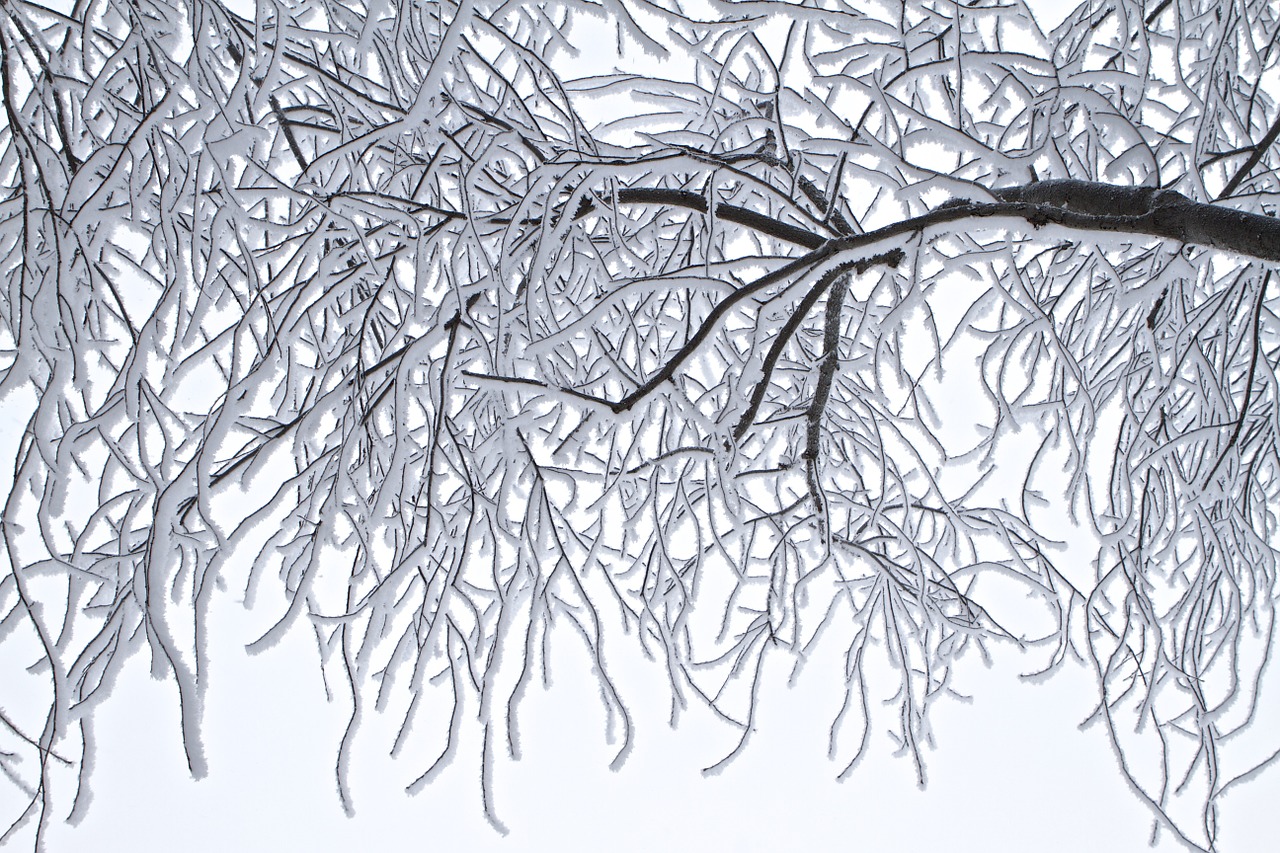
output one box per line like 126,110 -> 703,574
977,180 -> 1280,262
607,178 -> 1280,262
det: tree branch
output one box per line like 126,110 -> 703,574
477,177 -> 1277,424
803,270 -> 849,534
1218,109 -> 1280,199
732,265 -> 846,442
1203,271 -> 1271,487
611,178 -> 1280,268
846,180 -> 1280,263
611,187 -> 827,249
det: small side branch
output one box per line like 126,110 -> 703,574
270,94 -> 310,173
612,187 -> 827,249
1218,110 -> 1280,200
733,265 -> 845,441
803,272 -> 850,534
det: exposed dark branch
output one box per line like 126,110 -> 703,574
613,187 -> 826,249
666,146 -> 860,236
1218,109 -> 1280,199
1144,0 -> 1172,26
938,180 -> 1280,262
465,247 -> 906,416
270,93 -> 310,173
475,176 -> 1279,422
803,271 -> 849,532
607,247 -> 905,414
597,178 -> 1280,266
733,265 -> 847,442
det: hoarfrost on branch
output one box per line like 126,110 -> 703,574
0,0 -> 1278,849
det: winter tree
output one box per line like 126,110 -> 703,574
1,0 -> 1278,849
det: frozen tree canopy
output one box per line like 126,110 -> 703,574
1,0 -> 1279,849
